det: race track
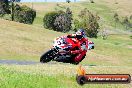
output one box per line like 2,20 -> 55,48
0,60 -> 39,65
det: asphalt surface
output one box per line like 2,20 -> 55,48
0,60 -> 131,68
0,60 -> 39,65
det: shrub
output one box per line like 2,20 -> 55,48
90,0 -> 94,3
14,4 -> 36,24
54,8 -> 72,32
114,13 -> 119,21
0,0 -> 10,16
122,16 -> 130,30
74,19 -> 83,32
43,8 -> 72,32
66,0 -> 71,3
101,29 -> 108,40
0,2 -> 5,16
43,11 -> 63,29
113,13 -> 119,28
74,8 -> 99,38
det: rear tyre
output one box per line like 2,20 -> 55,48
40,49 -> 55,63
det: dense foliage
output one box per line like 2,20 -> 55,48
43,11 -> 61,30
43,8 -> 72,32
113,13 -> 119,28
14,4 -> 36,24
74,8 -> 100,38
0,0 -> 10,16
122,16 -> 131,30
54,8 -> 72,32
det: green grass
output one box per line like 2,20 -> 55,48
80,35 -> 132,66
0,66 -> 71,88
79,2 -> 131,31
0,1 -> 132,88
0,19 -> 65,61
0,19 -> 131,66
0,64 -> 132,88
2,1 -> 132,31
0,18 -> 132,87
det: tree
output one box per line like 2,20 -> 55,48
54,8 -> 72,32
43,8 -> 72,32
0,2 -> 5,16
113,13 -> 119,28
0,0 -> 9,16
14,4 -> 36,24
11,0 -> 20,21
11,0 -> 15,21
15,0 -> 21,2
90,0 -> 94,3
66,0 -> 70,3
74,8 -> 99,38
43,11 -> 62,30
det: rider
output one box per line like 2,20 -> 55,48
67,29 -> 89,63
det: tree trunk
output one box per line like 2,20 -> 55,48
11,1 -> 14,21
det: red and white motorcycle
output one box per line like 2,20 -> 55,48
40,37 -> 94,64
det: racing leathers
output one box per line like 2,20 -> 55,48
67,34 -> 88,63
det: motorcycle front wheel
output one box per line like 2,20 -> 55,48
40,49 -> 56,63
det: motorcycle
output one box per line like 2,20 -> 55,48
40,36 -> 94,64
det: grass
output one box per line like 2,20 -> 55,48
0,66 -> 71,88
0,18 -> 132,88
80,34 -> 132,66
80,1 -> 132,31
25,1 -> 131,30
0,1 -> 132,88
0,19 -> 131,66
0,19 -> 65,60
0,64 -> 132,88
4,1 -> 132,30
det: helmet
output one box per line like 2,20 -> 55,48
76,29 -> 86,39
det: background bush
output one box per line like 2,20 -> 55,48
122,16 -> 130,30
54,8 -> 72,32
14,4 -> 36,24
113,13 -> 119,28
0,0 -> 10,16
43,11 -> 62,30
90,0 -> 94,3
43,8 -> 72,32
74,8 -> 99,38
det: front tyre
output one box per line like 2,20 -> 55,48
40,49 -> 55,63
